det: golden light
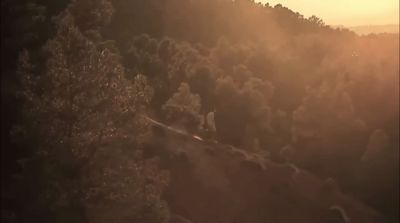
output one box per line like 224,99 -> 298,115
259,0 -> 399,26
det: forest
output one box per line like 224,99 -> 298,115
1,0 -> 399,223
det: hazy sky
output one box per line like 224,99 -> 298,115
259,0 -> 399,26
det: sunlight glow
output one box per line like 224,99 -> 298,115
258,0 -> 399,26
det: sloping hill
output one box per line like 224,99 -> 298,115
347,24 -> 399,35
143,133 -> 386,223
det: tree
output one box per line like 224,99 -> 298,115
1,0 -> 47,75
214,75 -> 274,149
12,1 -> 169,222
308,15 -> 325,27
186,63 -> 217,114
68,0 -> 114,32
163,83 -> 203,134
214,76 -> 246,146
291,81 -> 368,178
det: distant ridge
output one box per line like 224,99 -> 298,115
334,24 -> 399,35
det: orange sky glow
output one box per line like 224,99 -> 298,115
259,0 -> 399,26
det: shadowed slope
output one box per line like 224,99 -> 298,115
143,131 -> 385,223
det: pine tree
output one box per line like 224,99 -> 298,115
12,1 -> 170,222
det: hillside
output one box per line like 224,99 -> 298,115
1,0 -> 399,223
143,131 -> 385,223
347,24 -> 399,35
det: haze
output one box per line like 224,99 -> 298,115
260,0 -> 399,26
2,1 -> 399,223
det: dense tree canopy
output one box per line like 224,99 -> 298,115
1,0 -> 398,222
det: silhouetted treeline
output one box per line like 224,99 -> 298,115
1,0 -> 399,222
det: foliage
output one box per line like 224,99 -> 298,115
10,1 -> 170,222
163,82 -> 202,133
2,0 -> 399,222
